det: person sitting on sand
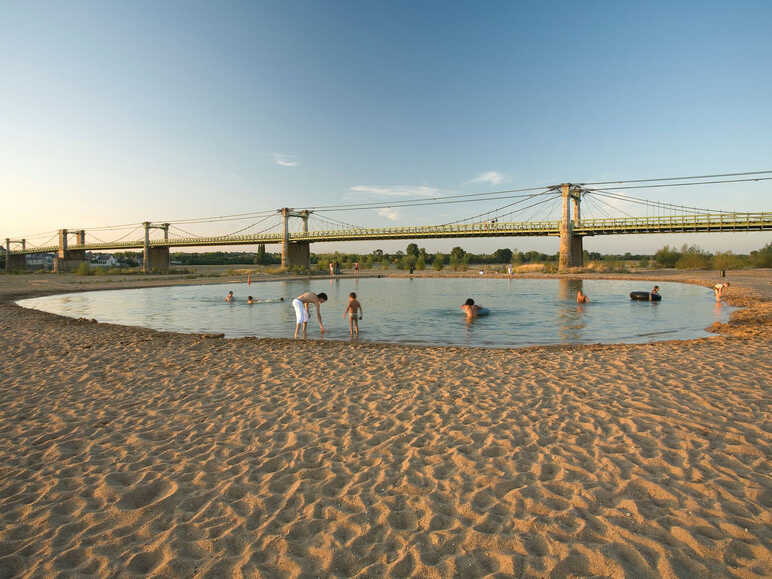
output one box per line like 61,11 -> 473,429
247,296 -> 254,304
292,291 -> 327,338
343,292 -> 363,336
577,290 -> 589,303
225,291 -> 234,302
461,298 -> 483,319
713,282 -> 729,301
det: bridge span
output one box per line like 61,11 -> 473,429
5,184 -> 772,272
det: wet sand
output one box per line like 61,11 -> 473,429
0,270 -> 770,577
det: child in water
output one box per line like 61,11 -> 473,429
247,296 -> 254,304
461,298 -> 483,319
343,292 -> 363,336
576,290 -> 589,303
225,291 -> 234,302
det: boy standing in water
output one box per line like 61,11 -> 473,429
343,292 -> 363,336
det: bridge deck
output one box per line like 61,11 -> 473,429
10,212 -> 772,254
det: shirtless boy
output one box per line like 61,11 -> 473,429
343,292 -> 363,336
292,291 -> 327,338
461,298 -> 482,320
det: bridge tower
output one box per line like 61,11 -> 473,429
142,222 -> 170,273
559,184 -> 584,271
280,208 -> 311,269
54,229 -> 87,272
4,238 -> 27,272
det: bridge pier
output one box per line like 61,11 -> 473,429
146,247 -> 170,273
54,229 -> 87,273
559,184 -> 584,271
6,254 -> 26,271
4,238 -> 27,272
280,208 -> 311,269
142,222 -> 170,273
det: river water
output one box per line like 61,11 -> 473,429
17,278 -> 733,348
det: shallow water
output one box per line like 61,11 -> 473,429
17,277 -> 734,348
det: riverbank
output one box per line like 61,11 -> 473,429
0,270 -> 770,576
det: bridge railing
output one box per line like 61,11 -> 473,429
575,212 -> 771,231
291,219 -> 562,240
8,212 -> 771,254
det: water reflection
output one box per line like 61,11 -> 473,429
557,279 -> 587,342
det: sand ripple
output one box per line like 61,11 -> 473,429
1,273 -> 771,577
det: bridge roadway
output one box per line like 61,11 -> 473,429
8,212 -> 772,255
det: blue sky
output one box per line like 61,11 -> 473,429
2,0 -> 771,254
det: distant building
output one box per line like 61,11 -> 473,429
26,253 -> 54,269
89,253 -> 119,267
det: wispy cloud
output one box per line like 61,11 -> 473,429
468,171 -> 506,186
377,207 -> 400,221
273,153 -> 299,167
350,185 -> 439,197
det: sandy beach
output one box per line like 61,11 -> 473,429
0,270 -> 770,577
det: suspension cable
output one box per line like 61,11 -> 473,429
581,169 -> 772,186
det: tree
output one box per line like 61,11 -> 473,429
654,245 -> 680,268
255,244 -> 266,265
750,242 -> 772,268
416,254 -> 426,270
675,245 -> 711,269
712,251 -> 742,271
433,251 -> 444,270
492,248 -> 512,263
450,247 -> 466,261
406,243 -> 419,257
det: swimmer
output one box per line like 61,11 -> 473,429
461,298 -> 483,319
343,292 -> 363,336
577,290 -> 589,303
225,291 -> 234,302
292,291 -> 327,338
247,296 -> 254,304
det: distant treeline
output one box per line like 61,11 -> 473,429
5,242 -> 770,271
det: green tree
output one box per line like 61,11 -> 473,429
433,252 -> 444,270
416,254 -> 426,270
675,245 -> 711,269
750,242 -> 772,267
255,244 -> 266,265
654,245 -> 680,268
712,251 -> 743,271
450,246 -> 466,261
492,248 -> 512,263
406,243 -> 419,257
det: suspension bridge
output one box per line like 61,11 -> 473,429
4,176 -> 772,273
